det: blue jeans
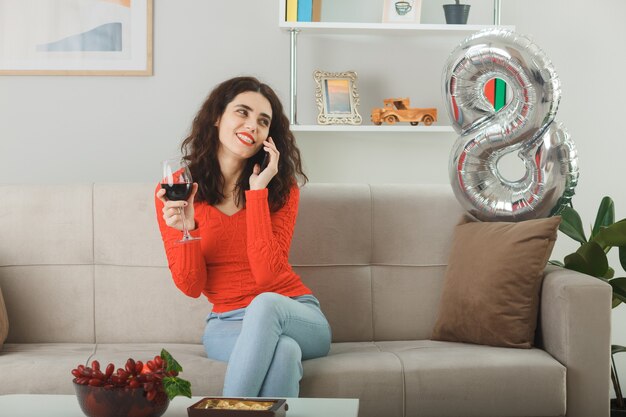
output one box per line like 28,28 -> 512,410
202,292 -> 332,397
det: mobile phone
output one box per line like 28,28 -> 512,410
260,152 -> 270,170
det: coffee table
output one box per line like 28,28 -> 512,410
0,394 -> 359,417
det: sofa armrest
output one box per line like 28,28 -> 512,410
539,265 -> 612,417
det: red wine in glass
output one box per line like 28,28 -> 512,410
161,158 -> 199,243
161,183 -> 192,201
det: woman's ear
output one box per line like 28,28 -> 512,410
214,116 -> 220,127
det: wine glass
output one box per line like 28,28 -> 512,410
161,158 -> 200,243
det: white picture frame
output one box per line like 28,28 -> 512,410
382,0 -> 422,24
0,0 -> 153,76
313,70 -> 362,125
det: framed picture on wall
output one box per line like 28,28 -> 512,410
382,0 -> 422,24
0,0 -> 153,76
313,70 -> 362,125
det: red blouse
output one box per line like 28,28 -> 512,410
155,186 -> 312,313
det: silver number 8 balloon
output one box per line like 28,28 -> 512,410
443,28 -> 579,222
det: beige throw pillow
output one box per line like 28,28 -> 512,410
0,285 -> 8,350
431,215 -> 561,349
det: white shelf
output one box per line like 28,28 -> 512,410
279,21 -> 514,35
279,0 -> 511,134
290,124 -> 455,133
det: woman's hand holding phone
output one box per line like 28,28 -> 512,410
249,136 -> 279,190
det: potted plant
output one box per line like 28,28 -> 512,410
550,197 -> 626,415
443,0 -> 470,25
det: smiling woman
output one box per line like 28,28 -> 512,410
216,92 -> 273,161
154,76 -> 330,399
177,77 -> 306,210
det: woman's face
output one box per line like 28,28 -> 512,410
215,91 -> 273,162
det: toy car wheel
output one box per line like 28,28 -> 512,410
385,115 -> 398,125
423,115 -> 434,126
410,122 -> 419,126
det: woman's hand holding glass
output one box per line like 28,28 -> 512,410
249,137 -> 280,190
157,183 -> 198,232
159,158 -> 200,243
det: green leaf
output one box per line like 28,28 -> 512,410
613,345 -> 626,355
609,277 -> 626,304
593,220 -> 626,249
564,241 -> 609,277
592,197 -> 614,238
161,349 -> 183,373
157,349 -> 192,401
559,206 -> 587,244
613,296 -> 622,308
605,267 -> 615,279
621,246 -> 626,272
163,376 -> 192,400
563,253 -> 590,275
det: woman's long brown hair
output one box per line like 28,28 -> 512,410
180,77 -> 307,212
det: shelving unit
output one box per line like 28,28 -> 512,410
291,124 -> 455,133
279,0 -> 513,134
279,21 -> 510,35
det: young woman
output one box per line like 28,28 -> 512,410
155,76 -> 331,397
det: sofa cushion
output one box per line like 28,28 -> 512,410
89,343 -> 394,417
376,340 -> 566,417
94,266 -> 208,344
302,342 -> 404,417
297,265 -> 374,343
291,184 -> 372,266
431,215 -> 560,348
0,344 -> 97,394
372,265 -> 447,341
0,285 -> 8,350
370,184 -> 463,266
0,266 -> 95,343
0,185 -> 93,267
118,343 -> 403,417
1,341 -> 403,417
94,184 -> 167,267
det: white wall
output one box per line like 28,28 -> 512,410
1,0 -> 626,390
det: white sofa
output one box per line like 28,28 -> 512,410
0,183 -> 612,417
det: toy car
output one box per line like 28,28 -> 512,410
371,98 -> 437,126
